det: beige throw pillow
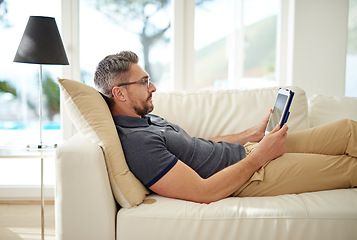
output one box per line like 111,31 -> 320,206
58,78 -> 149,208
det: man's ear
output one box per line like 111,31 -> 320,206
112,86 -> 126,102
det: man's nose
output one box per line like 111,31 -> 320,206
149,81 -> 156,92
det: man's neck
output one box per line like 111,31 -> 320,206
110,106 -> 141,118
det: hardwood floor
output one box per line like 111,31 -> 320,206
0,202 -> 55,240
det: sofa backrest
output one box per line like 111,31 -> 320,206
152,86 -> 309,139
309,94 -> 357,127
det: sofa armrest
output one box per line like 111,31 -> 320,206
55,133 -> 117,240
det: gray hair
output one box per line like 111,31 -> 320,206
94,51 -> 139,97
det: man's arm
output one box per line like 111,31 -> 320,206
150,124 -> 288,204
208,111 -> 271,145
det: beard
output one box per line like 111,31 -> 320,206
134,95 -> 154,116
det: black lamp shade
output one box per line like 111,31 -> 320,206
14,16 -> 69,65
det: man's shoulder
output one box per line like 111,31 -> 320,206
112,114 -> 170,143
116,124 -> 164,146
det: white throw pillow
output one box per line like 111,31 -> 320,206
309,94 -> 357,127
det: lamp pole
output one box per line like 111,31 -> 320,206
39,64 -> 44,240
39,64 -> 43,148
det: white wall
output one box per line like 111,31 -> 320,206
290,0 -> 348,97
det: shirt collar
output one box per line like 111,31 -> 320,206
113,114 -> 177,130
113,114 -> 150,128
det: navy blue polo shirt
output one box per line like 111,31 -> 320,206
113,114 -> 246,188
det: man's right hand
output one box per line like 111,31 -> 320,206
251,124 -> 288,166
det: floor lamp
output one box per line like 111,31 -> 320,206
13,16 -> 69,240
14,16 -> 69,148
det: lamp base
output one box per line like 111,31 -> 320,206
26,144 -> 58,150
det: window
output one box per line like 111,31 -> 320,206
0,0 -> 61,187
346,0 -> 357,97
194,0 -> 279,90
80,0 -> 279,91
0,0 -> 62,145
79,0 -> 172,90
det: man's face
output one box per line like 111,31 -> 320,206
124,63 -> 156,116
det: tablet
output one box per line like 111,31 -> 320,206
265,88 -> 294,134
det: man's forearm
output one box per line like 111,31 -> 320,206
199,152 -> 266,203
208,126 -> 262,145
151,153 -> 266,204
200,126 -> 287,203
208,113 -> 269,144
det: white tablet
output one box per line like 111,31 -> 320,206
265,88 -> 294,134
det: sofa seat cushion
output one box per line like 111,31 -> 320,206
117,189 -> 357,240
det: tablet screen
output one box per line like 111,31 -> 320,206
266,93 -> 288,133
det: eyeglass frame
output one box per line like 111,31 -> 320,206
116,78 -> 151,89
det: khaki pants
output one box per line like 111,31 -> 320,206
232,119 -> 357,197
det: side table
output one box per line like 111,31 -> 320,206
0,146 -> 56,240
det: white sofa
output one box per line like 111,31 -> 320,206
55,85 -> 357,240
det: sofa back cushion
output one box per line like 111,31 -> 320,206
309,94 -> 357,127
58,79 -> 149,208
152,86 -> 309,139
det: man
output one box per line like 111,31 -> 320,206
94,51 -> 357,204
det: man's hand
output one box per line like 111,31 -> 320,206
251,123 -> 288,166
249,110 -> 272,142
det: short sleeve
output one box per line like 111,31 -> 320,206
121,130 -> 178,188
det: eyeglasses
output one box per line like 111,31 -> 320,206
117,78 -> 150,89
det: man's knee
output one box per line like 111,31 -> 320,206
338,118 -> 356,126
